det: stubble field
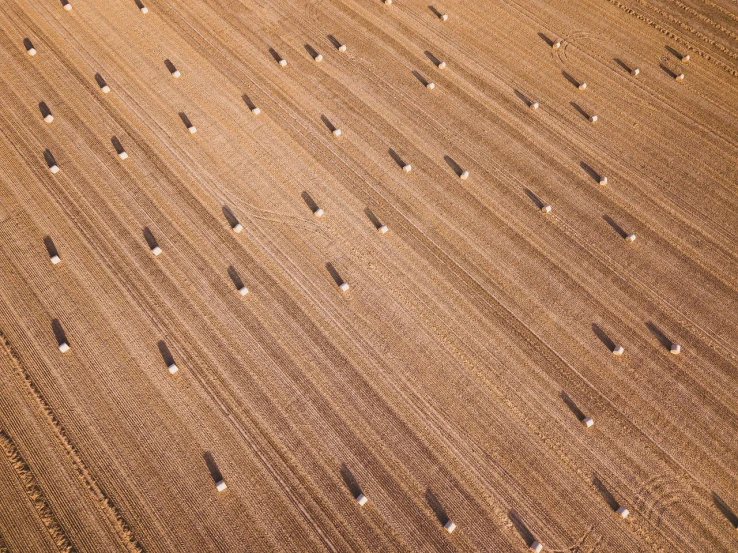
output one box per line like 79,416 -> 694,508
0,0 -> 737,551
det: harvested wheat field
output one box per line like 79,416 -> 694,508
0,0 -> 737,551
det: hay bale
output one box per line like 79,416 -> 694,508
444,520 -> 457,533
216,480 -> 227,492
151,246 -> 162,256
168,363 -> 179,374
384,0 -> 392,4
599,176 -> 607,185
172,69 -> 181,78
460,170 -> 469,180
625,234 -> 636,242
582,416 -> 594,428
188,124 -> 197,134
441,13 -> 448,21
252,107 -> 261,115
339,282 -> 350,292
63,1 -> 72,11
314,54 -> 323,63
579,82 -> 587,90
530,541 -> 543,553
670,343 -> 681,355
612,345 -> 624,356
279,59 -> 287,67
589,114 -> 598,123
552,40 -> 561,49
239,286 -> 249,296
233,223 -> 244,233
101,84 -> 111,94
27,46 -> 37,56
427,82 -> 436,90
617,506 -> 629,518
50,255 -> 61,265
541,204 -> 551,213
332,128 -> 342,137
403,164 -> 412,173
632,68 -> 640,76
356,493 -> 368,505
44,114 -> 54,124
58,342 -> 70,353
338,44 -> 347,53
675,73 -> 684,82
530,101 -> 539,110
49,164 -> 60,174
141,6 -> 149,14
438,61 -> 447,70
313,207 -> 324,218
118,151 -> 128,160
378,225 -> 388,234
682,54 -> 690,63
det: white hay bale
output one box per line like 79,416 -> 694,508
444,520 -> 456,533
251,107 -> 261,115
188,124 -> 197,134
168,363 -> 179,374
541,204 -> 551,214
441,13 -> 448,21
356,493 -> 368,506
579,82 -> 587,90
681,54 -> 690,63
338,44 -> 347,53
625,234 -> 636,242
216,480 -> 227,492
530,101 -> 539,110
670,343 -> 681,355
403,164 -> 412,173
172,70 -> 181,78
332,128 -> 342,137
384,0 -> 392,4
118,150 -> 128,160
582,416 -> 594,428
632,68 -> 640,76
314,54 -> 323,63
339,282 -> 350,292
438,61 -> 447,70
617,506 -> 629,518
530,541 -> 543,553
378,225 -> 388,234
675,73 -> 684,82
141,6 -> 149,14
599,176 -> 607,185
63,1 -> 72,11
239,286 -> 249,296
427,82 -> 436,90
589,114 -> 598,123
612,345 -> 624,356
49,164 -> 60,174
27,47 -> 37,56
233,223 -> 243,233
101,84 -> 111,93
460,170 -> 469,180
58,342 -> 70,353
50,255 -> 61,264
44,114 -> 54,124
313,207 -> 324,217
151,246 -> 162,256
553,40 -> 561,50
279,59 -> 287,67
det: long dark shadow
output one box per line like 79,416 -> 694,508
602,215 -> 627,239
592,323 -> 615,351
